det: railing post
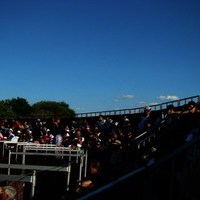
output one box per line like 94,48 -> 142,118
31,170 -> 36,199
84,149 -> 88,178
8,150 -> 11,175
66,162 -> 71,191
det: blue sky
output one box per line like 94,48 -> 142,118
0,0 -> 200,113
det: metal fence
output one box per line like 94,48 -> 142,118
76,95 -> 200,118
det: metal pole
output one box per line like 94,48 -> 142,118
22,145 -> 26,165
84,150 -> 88,178
78,156 -> 83,185
8,150 -> 11,175
66,163 -> 71,191
31,170 -> 36,199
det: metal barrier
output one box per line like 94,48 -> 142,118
0,143 -> 88,199
75,95 -> 200,118
0,141 -> 56,159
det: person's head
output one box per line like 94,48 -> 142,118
89,159 -> 101,174
166,104 -> 174,114
144,106 -> 151,115
0,185 -> 17,200
188,101 -> 197,113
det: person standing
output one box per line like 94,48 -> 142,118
137,106 -> 153,134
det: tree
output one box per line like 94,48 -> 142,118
31,101 -> 75,119
0,97 -> 76,120
9,97 -> 32,119
0,100 -> 16,119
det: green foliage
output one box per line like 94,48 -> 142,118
10,97 -> 32,118
30,100 -> 75,119
0,100 -> 16,118
0,98 -> 75,119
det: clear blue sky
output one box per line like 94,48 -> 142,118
0,0 -> 200,113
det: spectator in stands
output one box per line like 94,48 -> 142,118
181,101 -> 200,142
121,115 -> 132,134
0,185 -> 17,200
181,101 -> 200,114
104,116 -> 115,132
0,131 -> 4,140
158,104 -> 182,154
164,104 -> 180,125
7,129 -> 15,141
71,129 -> 85,148
137,106 -> 153,134
75,159 -> 106,197
97,115 -> 106,131
55,132 -> 63,146
187,101 -> 200,113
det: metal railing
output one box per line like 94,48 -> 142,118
75,95 -> 200,118
0,143 -> 88,199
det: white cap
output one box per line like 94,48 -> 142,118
4,186 -> 17,199
145,106 -> 151,111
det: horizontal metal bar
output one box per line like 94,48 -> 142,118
0,174 -> 32,182
10,152 -> 85,157
0,164 -> 69,172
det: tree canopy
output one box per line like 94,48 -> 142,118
0,97 -> 75,119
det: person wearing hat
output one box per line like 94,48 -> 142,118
137,106 -> 153,133
0,185 -> 17,200
7,129 -> 15,141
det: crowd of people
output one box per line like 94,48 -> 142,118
0,100 -> 200,199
